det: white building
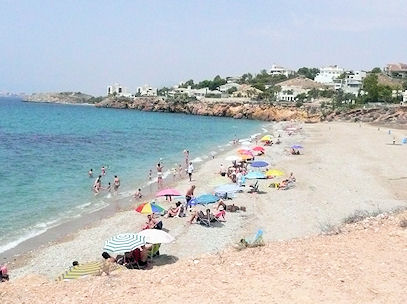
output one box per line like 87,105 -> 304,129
269,64 -> 295,77
333,71 -> 366,96
107,83 -> 133,97
384,63 -> 407,78
137,85 -> 157,97
218,82 -> 241,93
275,77 -> 326,102
314,65 -> 345,85
168,86 -> 221,99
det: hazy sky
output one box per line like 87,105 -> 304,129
0,0 -> 406,95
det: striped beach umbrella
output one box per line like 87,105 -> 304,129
103,233 -> 146,254
135,202 -> 165,214
57,261 -> 123,281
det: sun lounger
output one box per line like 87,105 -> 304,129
237,229 -> 265,250
248,181 -> 259,193
197,210 -> 211,227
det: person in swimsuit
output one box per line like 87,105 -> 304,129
101,166 -> 106,176
148,169 -> 152,181
187,161 -> 194,182
185,185 -> 195,210
88,169 -> 93,178
113,175 -> 120,196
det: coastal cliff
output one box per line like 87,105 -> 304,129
96,96 -> 321,122
23,92 -> 95,104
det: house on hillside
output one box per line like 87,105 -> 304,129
275,77 -> 326,102
137,85 -> 158,97
314,65 -> 345,85
107,83 -> 133,97
269,64 -> 295,77
218,82 -> 241,94
231,85 -> 263,98
384,63 -> 407,78
168,86 -> 221,99
333,71 -> 366,96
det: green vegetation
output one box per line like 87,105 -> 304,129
371,67 -> 382,73
297,67 -> 320,80
87,96 -> 104,104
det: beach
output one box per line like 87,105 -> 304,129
5,121 -> 407,282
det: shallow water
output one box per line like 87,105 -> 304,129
0,97 -> 262,253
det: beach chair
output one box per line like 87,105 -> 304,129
149,243 -> 161,259
248,181 -> 259,193
197,210 -> 211,227
237,229 -> 265,250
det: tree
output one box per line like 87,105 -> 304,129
157,87 -> 170,96
362,73 -> 379,102
297,67 -> 320,80
240,73 -> 253,84
402,80 -> 407,91
296,93 -> 307,102
227,87 -> 237,94
308,88 -> 320,99
371,67 -> 382,73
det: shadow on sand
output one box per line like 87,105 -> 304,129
153,254 -> 179,266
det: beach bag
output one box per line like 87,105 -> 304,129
154,221 -> 163,230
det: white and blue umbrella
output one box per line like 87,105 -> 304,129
245,171 -> 267,179
214,184 -> 240,197
250,160 -> 269,168
291,145 -> 303,149
103,233 -> 146,254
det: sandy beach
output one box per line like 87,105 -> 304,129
2,121 -> 407,302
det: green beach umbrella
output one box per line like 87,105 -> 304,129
103,233 -> 146,254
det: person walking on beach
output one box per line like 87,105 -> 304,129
113,175 -> 120,196
187,161 -> 194,182
185,185 -> 195,210
157,162 -> 164,189
88,169 -> 93,178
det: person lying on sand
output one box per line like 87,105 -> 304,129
164,201 -> 182,218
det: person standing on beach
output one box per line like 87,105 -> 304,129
148,169 -> 152,182
187,161 -> 194,182
113,175 -> 120,196
88,169 -> 93,178
157,162 -> 164,189
185,185 -> 195,210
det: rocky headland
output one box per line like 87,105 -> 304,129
23,92 -> 95,104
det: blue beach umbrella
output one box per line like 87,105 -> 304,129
190,194 -> 219,205
291,145 -> 303,149
250,160 -> 269,168
245,171 -> 267,179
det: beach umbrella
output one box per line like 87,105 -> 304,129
244,171 -> 266,179
239,150 -> 254,157
57,261 -> 123,281
241,154 -> 254,161
103,233 -> 146,254
260,135 -> 272,142
190,194 -> 219,205
237,149 -> 251,154
252,146 -> 265,152
291,145 -> 303,149
214,184 -> 240,197
225,155 -> 242,162
250,160 -> 269,168
265,169 -> 284,177
156,188 -> 181,197
138,229 -> 175,244
135,201 -> 165,214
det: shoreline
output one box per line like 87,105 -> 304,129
1,122 -> 273,275
6,120 -> 407,280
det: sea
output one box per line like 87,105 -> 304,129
0,97 -> 263,254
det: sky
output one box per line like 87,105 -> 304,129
0,0 -> 406,95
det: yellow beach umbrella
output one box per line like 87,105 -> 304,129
260,135 -> 272,142
56,261 -> 123,281
266,169 -> 284,177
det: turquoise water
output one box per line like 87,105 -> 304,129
0,97 -> 262,253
